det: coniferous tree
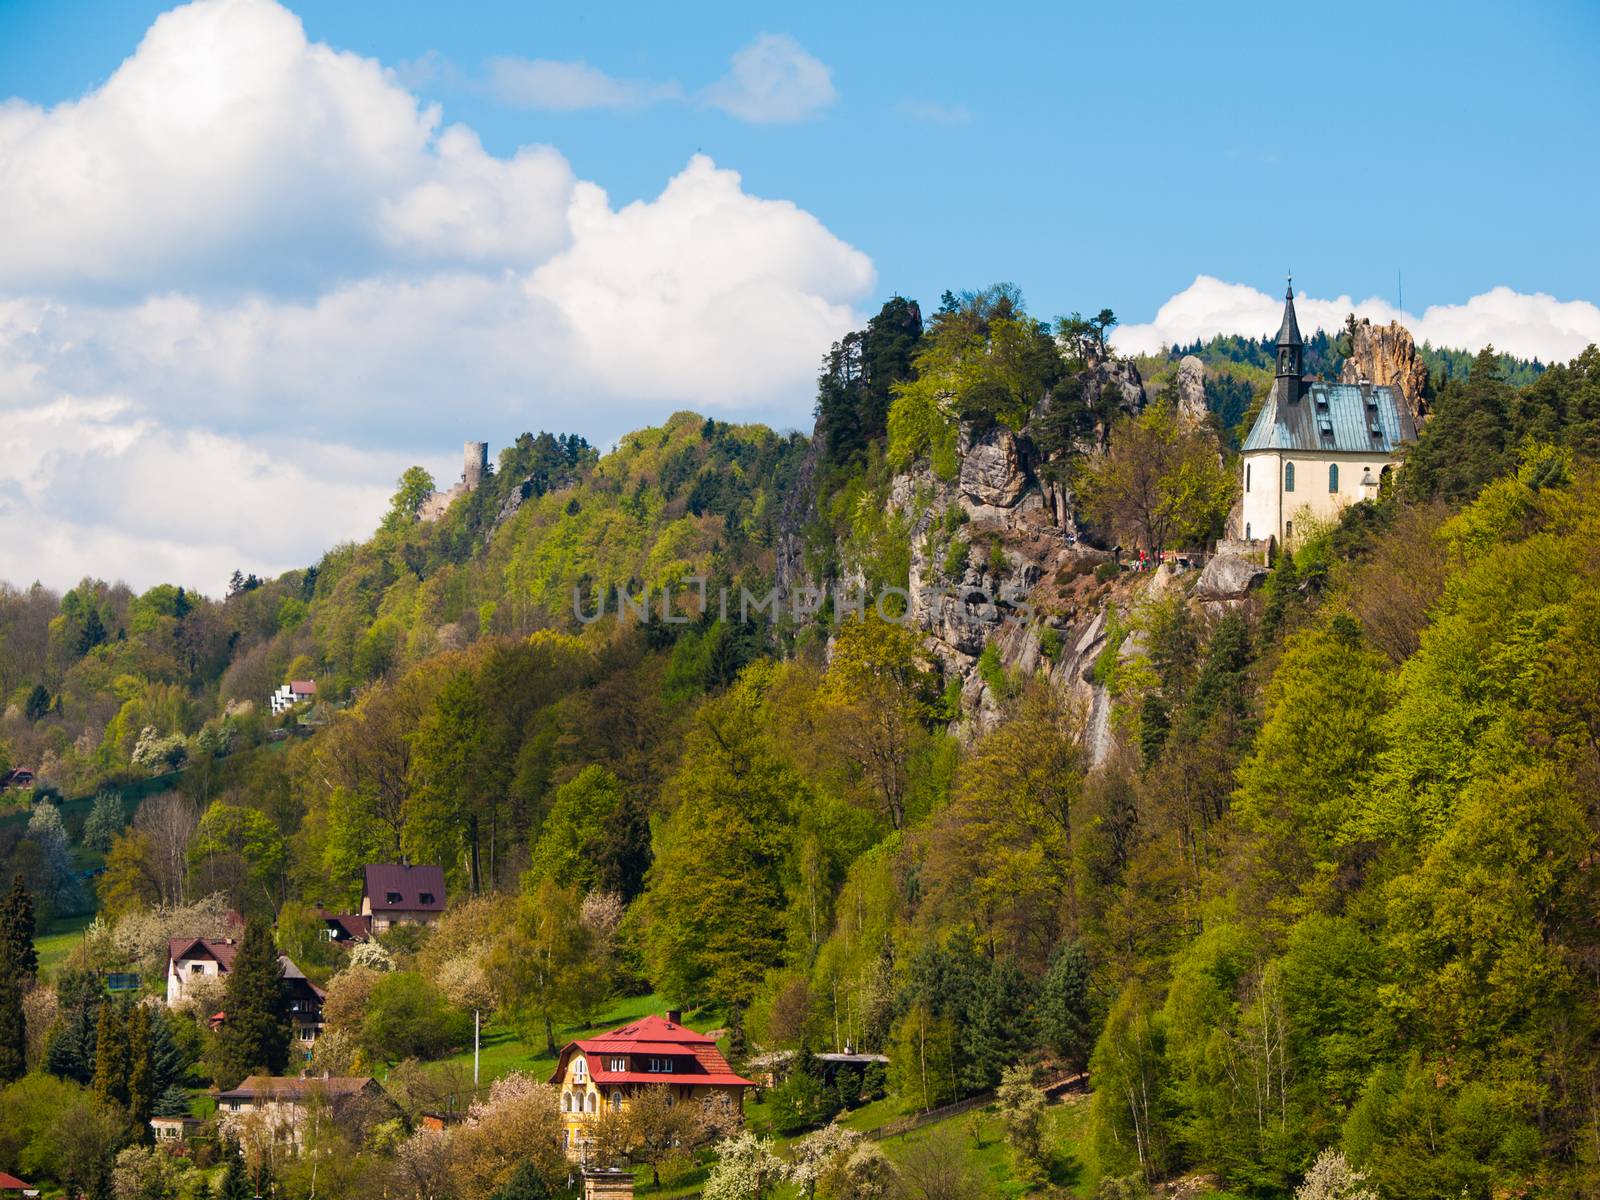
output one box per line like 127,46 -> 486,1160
0,973 -> 24,1081
219,1149 -> 251,1200
128,1002 -> 156,1131
193,1179 -> 213,1200
46,966 -> 103,1082
1038,940 -> 1094,1070
0,874 -> 37,978
215,918 -> 289,1087
487,1161 -> 550,1200
93,997 -> 130,1106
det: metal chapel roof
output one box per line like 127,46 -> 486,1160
1242,380 -> 1416,454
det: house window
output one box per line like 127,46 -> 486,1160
1245,523 -> 1251,541
386,891 -> 402,904
562,1093 -> 572,1112
572,1057 -> 587,1081
1284,462 -> 1295,492
610,1092 -> 624,1113
587,1092 -> 597,1113
609,1057 -> 627,1072
1245,463 -> 1251,492
648,1058 -> 675,1073
1285,520 -> 1293,539
190,963 -> 203,974
1328,463 -> 1339,492
321,928 -> 336,941
419,893 -> 435,905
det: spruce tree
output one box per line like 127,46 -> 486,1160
92,997 -> 130,1106
0,875 -> 37,979
219,1151 -> 251,1200
128,1002 -> 156,1131
215,918 -> 289,1087
0,973 -> 25,1081
45,966 -> 102,1082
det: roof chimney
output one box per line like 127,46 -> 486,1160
666,1009 -> 682,1026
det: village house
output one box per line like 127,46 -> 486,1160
166,938 -> 326,1044
317,909 -> 373,944
269,679 -> 317,716
216,1076 -> 391,1150
0,1173 -> 40,1199
360,863 -> 446,933
548,1012 -> 755,1159
150,1115 -> 203,1145
0,767 -> 34,790
1238,279 -> 1416,547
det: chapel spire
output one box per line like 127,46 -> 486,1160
1275,273 -> 1303,384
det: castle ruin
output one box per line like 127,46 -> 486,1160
419,441 -> 489,521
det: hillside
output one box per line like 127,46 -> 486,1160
1,292 -> 1599,1199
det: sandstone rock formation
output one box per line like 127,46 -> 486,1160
1339,318 -> 1429,424
1175,355 -> 1209,428
1194,552 -> 1267,602
958,427 -> 1027,507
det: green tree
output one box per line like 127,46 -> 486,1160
214,918 -> 290,1088
486,1161 -> 549,1200
358,971 -> 472,1062
127,1003 -> 156,1133
1076,400 -> 1236,553
526,765 -> 623,891
81,792 -> 126,853
640,665 -> 797,1012
1038,939 -> 1093,1070
489,878 -> 598,1055
187,803 -> 287,913
0,973 -> 24,1082
384,465 -> 437,530
0,874 -> 38,979
93,998 -> 129,1107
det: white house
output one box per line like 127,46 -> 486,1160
269,680 -> 316,715
1239,280 -> 1416,547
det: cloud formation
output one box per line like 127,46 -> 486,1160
485,57 -> 681,111
1114,275 -> 1600,364
0,0 -> 872,592
703,34 -> 836,123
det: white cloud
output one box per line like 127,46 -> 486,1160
485,57 -> 680,111
0,1 -> 875,592
703,34 -> 836,124
1114,274 -> 1600,364
897,100 -> 972,127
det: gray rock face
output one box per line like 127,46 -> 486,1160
958,426 -> 1027,507
1175,355 -> 1209,427
1195,552 -> 1267,600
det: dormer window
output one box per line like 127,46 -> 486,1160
419,893 -> 435,905
609,1057 -> 627,1072
648,1057 -> 676,1073
386,891 -> 402,904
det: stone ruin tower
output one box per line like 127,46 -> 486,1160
419,441 -> 491,521
463,441 -> 488,489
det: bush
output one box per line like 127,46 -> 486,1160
1094,561 -> 1122,582
359,971 -> 471,1062
977,643 -> 1009,700
1038,627 -> 1064,663
943,537 -> 970,580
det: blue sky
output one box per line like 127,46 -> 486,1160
0,0 -> 1596,591
4,0 -> 1595,322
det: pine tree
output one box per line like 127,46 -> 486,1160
92,997 -> 130,1106
0,875 -> 37,978
128,1002 -> 156,1130
45,966 -> 103,1082
0,973 -> 24,1081
219,1151 -> 251,1200
1038,940 -> 1094,1070
215,918 -> 289,1087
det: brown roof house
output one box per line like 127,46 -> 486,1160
361,863 -> 446,933
166,938 -> 327,1044
216,1075 -> 392,1151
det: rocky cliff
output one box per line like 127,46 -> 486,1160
1339,318 -> 1429,424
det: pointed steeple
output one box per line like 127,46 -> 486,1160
1275,274 -> 1303,383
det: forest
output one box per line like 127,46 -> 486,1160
1,289 -> 1599,1200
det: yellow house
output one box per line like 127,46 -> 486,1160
548,1012 -> 755,1158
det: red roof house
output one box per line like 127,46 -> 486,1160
549,1012 -> 755,1155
